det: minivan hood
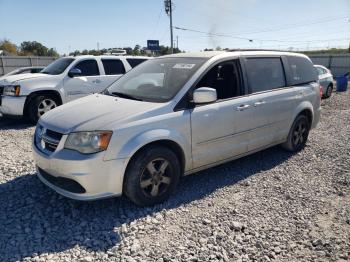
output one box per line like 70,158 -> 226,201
40,94 -> 166,133
0,73 -> 49,84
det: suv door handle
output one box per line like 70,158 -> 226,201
236,104 -> 251,111
254,101 -> 266,107
92,79 -> 101,84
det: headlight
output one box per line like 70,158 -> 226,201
3,85 -> 21,96
65,131 -> 113,154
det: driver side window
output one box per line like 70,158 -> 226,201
74,59 -> 100,76
195,59 -> 243,100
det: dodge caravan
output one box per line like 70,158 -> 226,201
33,51 -> 321,206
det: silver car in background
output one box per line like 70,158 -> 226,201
315,65 -> 333,98
33,51 -> 321,206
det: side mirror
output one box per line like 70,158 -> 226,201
193,87 -> 217,104
68,68 -> 82,78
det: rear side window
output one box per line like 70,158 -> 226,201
74,59 -> 99,76
127,58 -> 147,68
316,67 -> 323,75
287,56 -> 317,85
102,59 -> 126,75
245,57 -> 286,93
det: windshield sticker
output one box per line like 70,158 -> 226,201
173,64 -> 196,69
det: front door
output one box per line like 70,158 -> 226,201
64,59 -> 103,102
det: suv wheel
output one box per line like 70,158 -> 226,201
124,145 -> 181,206
28,95 -> 58,123
282,114 -> 310,152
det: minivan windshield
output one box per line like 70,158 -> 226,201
106,57 -> 207,102
41,58 -> 75,75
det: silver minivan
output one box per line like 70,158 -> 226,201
33,51 -> 321,206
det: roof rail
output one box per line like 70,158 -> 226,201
226,48 -> 291,52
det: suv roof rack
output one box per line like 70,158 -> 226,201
226,48 -> 291,52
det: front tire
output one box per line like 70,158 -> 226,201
123,145 -> 181,206
27,95 -> 58,123
282,115 -> 310,152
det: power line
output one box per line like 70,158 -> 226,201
233,16 -> 350,35
174,26 -> 350,44
150,6 -> 164,39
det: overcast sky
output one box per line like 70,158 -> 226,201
1,0 -> 349,54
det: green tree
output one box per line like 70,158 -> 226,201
0,39 -> 17,55
20,41 -> 58,57
132,45 -> 141,56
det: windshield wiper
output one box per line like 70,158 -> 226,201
111,92 -> 143,101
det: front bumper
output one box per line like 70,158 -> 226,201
0,96 -> 26,116
312,106 -> 321,129
33,139 -> 129,201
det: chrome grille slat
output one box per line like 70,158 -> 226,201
41,134 -> 60,146
36,125 -> 63,154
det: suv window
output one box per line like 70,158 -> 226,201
245,57 -> 286,93
195,60 -> 243,100
127,58 -> 147,68
287,56 -> 317,85
102,59 -> 126,75
74,59 -> 100,76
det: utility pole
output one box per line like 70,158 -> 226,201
164,0 -> 174,53
176,35 -> 178,50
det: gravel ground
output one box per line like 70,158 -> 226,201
0,90 -> 349,262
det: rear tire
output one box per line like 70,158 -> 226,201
123,145 -> 181,206
282,115 -> 310,152
325,85 -> 333,98
27,95 -> 58,123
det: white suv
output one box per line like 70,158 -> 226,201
33,51 -> 321,206
0,55 -> 150,122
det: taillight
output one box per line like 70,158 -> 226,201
319,86 -> 323,98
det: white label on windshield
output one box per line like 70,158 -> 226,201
173,64 -> 196,69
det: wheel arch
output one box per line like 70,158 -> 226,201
125,139 -> 186,175
298,108 -> 313,125
290,102 -> 314,131
23,90 -> 63,115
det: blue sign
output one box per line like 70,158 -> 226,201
147,40 -> 160,51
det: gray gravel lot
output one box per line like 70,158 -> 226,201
0,91 -> 350,262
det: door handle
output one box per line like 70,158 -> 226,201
254,101 -> 266,107
236,104 -> 251,111
92,79 -> 101,84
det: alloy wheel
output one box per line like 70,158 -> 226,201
38,99 -> 57,117
292,119 -> 308,147
140,158 -> 172,197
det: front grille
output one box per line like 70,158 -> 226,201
35,126 -> 63,153
46,129 -> 63,141
38,168 -> 86,194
